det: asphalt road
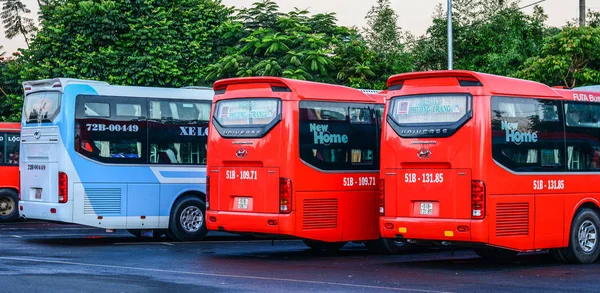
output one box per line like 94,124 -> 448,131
0,221 -> 598,293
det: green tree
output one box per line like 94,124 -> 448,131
18,0 -> 234,87
364,0 -> 402,55
514,26 -> 600,88
206,2 -> 339,83
1,0 -> 36,47
0,52 -> 24,121
207,0 -> 400,89
588,9 -> 600,27
412,1 -> 549,76
237,0 -> 281,30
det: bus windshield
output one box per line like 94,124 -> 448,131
389,94 -> 471,124
215,99 -> 280,126
23,92 -> 61,123
212,98 -> 282,138
387,94 -> 472,138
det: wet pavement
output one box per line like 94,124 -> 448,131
0,220 -> 597,292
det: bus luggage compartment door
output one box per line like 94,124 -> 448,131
217,167 -> 280,213
396,169 -> 471,220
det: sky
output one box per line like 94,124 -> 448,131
1,0 -> 597,54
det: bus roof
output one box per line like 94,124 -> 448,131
213,77 -> 382,103
23,78 -> 214,101
0,122 -> 20,131
553,88 -> 600,102
573,85 -> 600,92
387,70 -> 560,98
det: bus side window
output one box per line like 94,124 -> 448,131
148,100 -> 209,165
5,133 -> 19,165
0,132 -> 4,164
491,97 -> 565,172
299,101 -> 378,171
565,102 -> 600,171
75,95 -> 147,164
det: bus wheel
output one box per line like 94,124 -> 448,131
127,229 -> 166,239
474,248 -> 518,261
0,189 -> 18,222
303,240 -> 346,251
168,196 -> 208,242
562,208 -> 600,264
365,238 -> 411,254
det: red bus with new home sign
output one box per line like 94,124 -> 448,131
379,70 -> 600,263
206,77 -> 406,253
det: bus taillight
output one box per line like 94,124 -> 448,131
206,176 -> 210,210
378,179 -> 385,215
471,180 -> 485,219
279,178 -> 292,214
58,172 -> 68,203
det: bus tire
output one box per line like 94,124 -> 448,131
127,229 -> 166,239
474,248 -> 518,261
303,240 -> 346,251
562,208 -> 600,264
0,189 -> 19,222
365,238 -> 412,254
168,196 -> 208,242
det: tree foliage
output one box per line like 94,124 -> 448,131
514,26 -> 600,88
1,0 -> 36,46
0,54 -> 24,122
18,0 -> 233,87
412,1 -> 548,76
206,2 -> 344,83
206,0 -> 412,89
364,0 -> 402,55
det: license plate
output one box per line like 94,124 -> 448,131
34,188 -> 42,200
237,197 -> 249,209
420,202 -> 433,215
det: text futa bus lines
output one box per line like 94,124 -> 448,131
206,77 -> 407,253
0,122 -> 20,222
379,70 -> 600,263
18,78 -> 214,240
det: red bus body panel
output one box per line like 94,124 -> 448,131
207,77 -> 383,242
0,122 -> 20,193
380,70 -> 600,252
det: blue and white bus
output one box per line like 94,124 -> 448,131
18,78 -> 214,241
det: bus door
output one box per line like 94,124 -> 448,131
385,93 -> 474,228
210,97 -> 284,217
20,90 -> 68,218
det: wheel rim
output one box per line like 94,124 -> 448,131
0,196 -> 15,217
179,206 -> 203,233
577,220 -> 597,253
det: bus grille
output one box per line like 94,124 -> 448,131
302,198 -> 338,230
495,202 -> 529,237
84,188 -> 122,215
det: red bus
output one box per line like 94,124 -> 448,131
206,77 -> 407,253
0,122 -> 20,222
380,70 -> 600,263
